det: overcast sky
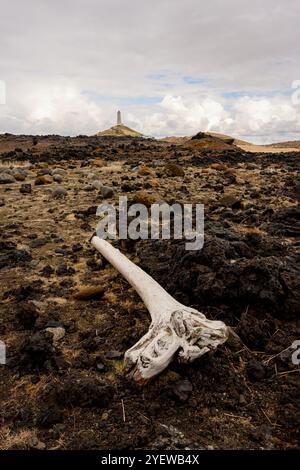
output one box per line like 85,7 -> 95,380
0,0 -> 300,142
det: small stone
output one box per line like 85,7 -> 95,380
91,180 -> 103,190
0,198 -> 5,206
96,362 -> 106,372
210,163 -> 227,171
101,186 -> 114,198
132,190 -> 159,206
138,165 -> 156,176
93,159 -> 106,167
217,194 -> 242,209
105,350 -> 123,359
52,424 -> 65,437
31,375 -> 40,384
54,247 -> 68,256
35,176 -> 52,185
12,167 -> 28,176
86,258 -> 103,271
53,174 -> 63,183
52,186 -> 67,198
36,440 -> 46,450
28,436 -> 46,450
30,260 -> 40,268
73,285 -> 105,300
52,168 -> 66,177
87,172 -> 97,180
164,163 -> 185,177
56,263 -> 75,276
45,326 -> 66,343
40,265 -> 54,277
247,358 -> 266,381
14,172 -> 26,181
72,243 -> 83,252
37,168 -> 51,176
226,328 -> 243,350
83,185 -> 94,192
16,302 -> 39,329
0,173 -> 15,184
20,183 -> 32,194
29,238 -> 48,248
239,394 -> 247,405
171,379 -> 193,402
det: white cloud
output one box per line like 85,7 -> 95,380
0,0 -> 299,142
136,93 -> 300,142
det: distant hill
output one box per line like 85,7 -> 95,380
96,124 -> 143,137
265,140 -> 300,149
161,131 -> 237,151
161,131 -> 300,153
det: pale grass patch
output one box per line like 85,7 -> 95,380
0,426 -> 37,450
0,160 -> 31,168
100,162 -> 124,173
102,291 -> 118,303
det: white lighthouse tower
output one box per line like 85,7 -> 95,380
117,110 -> 122,125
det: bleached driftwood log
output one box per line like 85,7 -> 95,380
92,236 -> 229,384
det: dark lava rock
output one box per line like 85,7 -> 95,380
16,302 -> 39,329
269,206 -> 300,237
36,404 -> 63,428
74,205 -> 97,220
237,311 -> 275,349
54,247 -> 69,256
217,194 -> 242,209
21,331 -> 55,369
40,265 -> 54,277
247,359 -> 266,381
164,163 -> 185,177
101,186 -> 114,198
56,263 -> 76,276
72,243 -> 83,252
137,231 -> 299,320
20,183 -> 32,194
0,241 -> 32,269
0,173 -> 15,184
29,238 -> 49,248
56,374 -> 113,408
3,281 -> 43,301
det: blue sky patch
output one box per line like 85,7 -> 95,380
223,89 -> 292,99
183,76 -> 207,85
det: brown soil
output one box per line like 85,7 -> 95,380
0,134 -> 299,450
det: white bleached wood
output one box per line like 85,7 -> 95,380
92,236 -> 229,384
